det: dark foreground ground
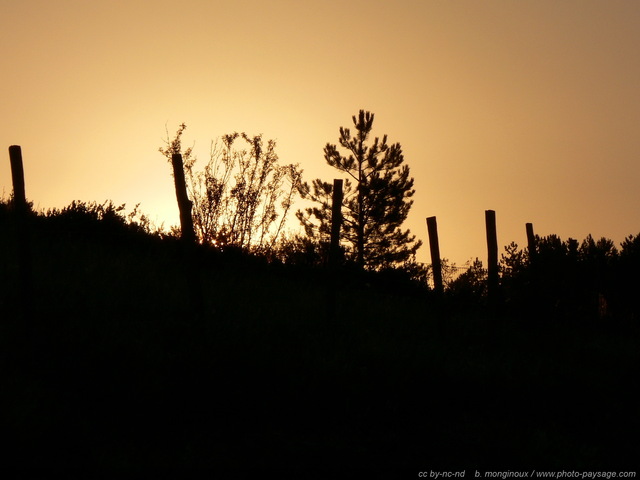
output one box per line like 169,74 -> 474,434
1,220 -> 639,473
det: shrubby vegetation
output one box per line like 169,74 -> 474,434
6,190 -> 640,322
1,196 -> 638,469
432,231 -> 640,321
496,233 -> 640,321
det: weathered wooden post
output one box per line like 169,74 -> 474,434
526,222 -> 536,262
171,152 -> 203,317
9,146 -> 27,213
171,153 -> 196,243
8,145 -> 33,318
329,179 -> 343,267
426,216 -> 443,295
485,210 -> 499,304
525,222 -> 540,313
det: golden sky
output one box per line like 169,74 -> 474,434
2,0 -> 639,266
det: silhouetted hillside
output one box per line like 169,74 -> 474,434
1,200 -> 638,471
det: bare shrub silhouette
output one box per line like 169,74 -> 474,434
160,124 -> 303,255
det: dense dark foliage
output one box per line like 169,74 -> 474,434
498,233 -> 640,322
1,199 -> 638,471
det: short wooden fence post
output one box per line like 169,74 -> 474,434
526,222 -> 536,262
9,146 -> 27,214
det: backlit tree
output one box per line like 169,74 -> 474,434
297,110 -> 422,270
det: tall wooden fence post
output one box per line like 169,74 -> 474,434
8,145 -> 33,318
171,152 -> 203,317
426,216 -> 443,295
330,179 -> 343,267
171,153 -> 196,244
485,210 -> 499,305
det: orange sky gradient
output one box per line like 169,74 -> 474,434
2,0 -> 639,267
